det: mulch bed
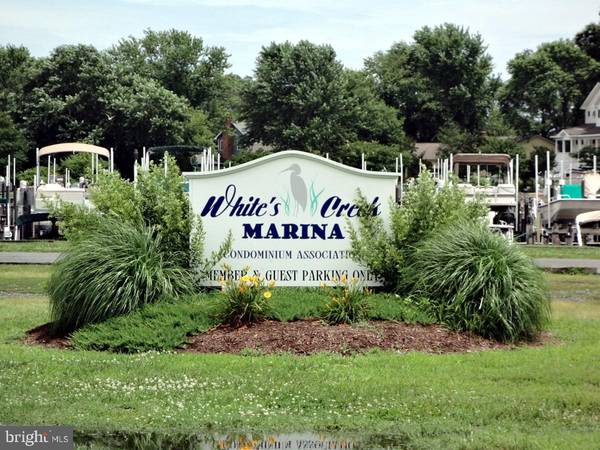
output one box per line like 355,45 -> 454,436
25,323 -> 71,349
184,320 -> 530,355
25,320 -> 551,355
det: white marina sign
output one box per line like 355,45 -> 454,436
184,150 -> 399,286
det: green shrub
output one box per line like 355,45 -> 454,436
49,155 -> 231,271
349,170 -> 487,291
71,296 -> 216,353
367,294 -> 435,324
321,276 -> 369,325
409,221 -> 550,342
48,219 -> 194,334
266,288 -> 328,321
216,269 -> 274,326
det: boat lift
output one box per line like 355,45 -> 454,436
1,143 -> 112,240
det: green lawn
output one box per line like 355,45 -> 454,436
0,264 -> 50,294
1,268 -> 600,448
520,244 -> 600,259
0,240 -> 68,253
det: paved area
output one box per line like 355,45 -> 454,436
0,252 -> 61,264
534,258 -> 600,274
0,252 -> 599,273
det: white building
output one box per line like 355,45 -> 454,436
551,83 -> 600,172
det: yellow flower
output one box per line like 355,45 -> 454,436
240,274 -> 251,282
268,280 -> 276,288
263,291 -> 272,299
341,274 -> 347,284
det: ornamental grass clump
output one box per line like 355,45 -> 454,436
217,267 -> 274,326
410,221 -> 550,342
48,219 -> 195,334
321,275 -> 370,325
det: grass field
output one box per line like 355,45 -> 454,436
0,240 -> 69,253
519,244 -> 600,259
1,266 -> 599,448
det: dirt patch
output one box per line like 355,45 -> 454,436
24,323 -> 71,349
184,320 -> 535,355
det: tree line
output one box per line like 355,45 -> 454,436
1,22 -> 599,177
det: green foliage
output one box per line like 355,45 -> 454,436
71,297 -> 216,353
216,269 -> 274,326
437,121 -> 480,156
184,108 -> 214,147
349,171 -> 487,291
66,288 -> 435,353
500,40 -> 600,136
110,29 -> 229,111
339,141 -> 412,171
0,44 -> 38,118
0,112 -> 28,167
576,146 -> 600,171
575,22 -> 600,62
48,219 -> 195,334
366,23 -> 495,141
242,40 -> 355,153
366,294 -> 435,324
479,137 -> 525,159
47,202 -> 101,241
60,152 -> 104,180
229,149 -> 272,166
50,155 -> 231,271
136,156 -> 193,267
410,221 -> 551,342
321,276 -> 369,325
22,44 -> 109,146
103,74 -> 191,173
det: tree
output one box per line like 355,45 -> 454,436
242,40 -> 356,154
339,141 -> 412,171
437,122 -> 480,156
0,112 -> 28,167
365,24 -> 496,141
110,29 -> 229,112
500,40 -> 600,136
103,74 -> 191,176
576,23 -> 600,62
0,45 -> 37,118
344,70 -> 408,146
21,44 -> 110,147
577,146 -> 600,171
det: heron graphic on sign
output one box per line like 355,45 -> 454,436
281,163 -> 307,215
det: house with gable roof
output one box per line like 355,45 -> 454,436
551,82 -> 600,171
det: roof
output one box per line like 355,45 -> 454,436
183,150 -> 401,179
580,82 -> 600,110
553,124 -> 600,138
516,135 -> 554,145
453,153 -> 511,165
39,143 -> 110,158
415,142 -> 441,161
214,121 -> 247,140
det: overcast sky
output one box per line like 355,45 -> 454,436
0,0 -> 598,78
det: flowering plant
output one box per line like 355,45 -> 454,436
217,265 -> 275,326
321,275 -> 370,325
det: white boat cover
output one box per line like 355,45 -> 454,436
39,143 -> 109,158
575,209 -> 600,246
576,210 -> 600,225
583,173 -> 600,198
